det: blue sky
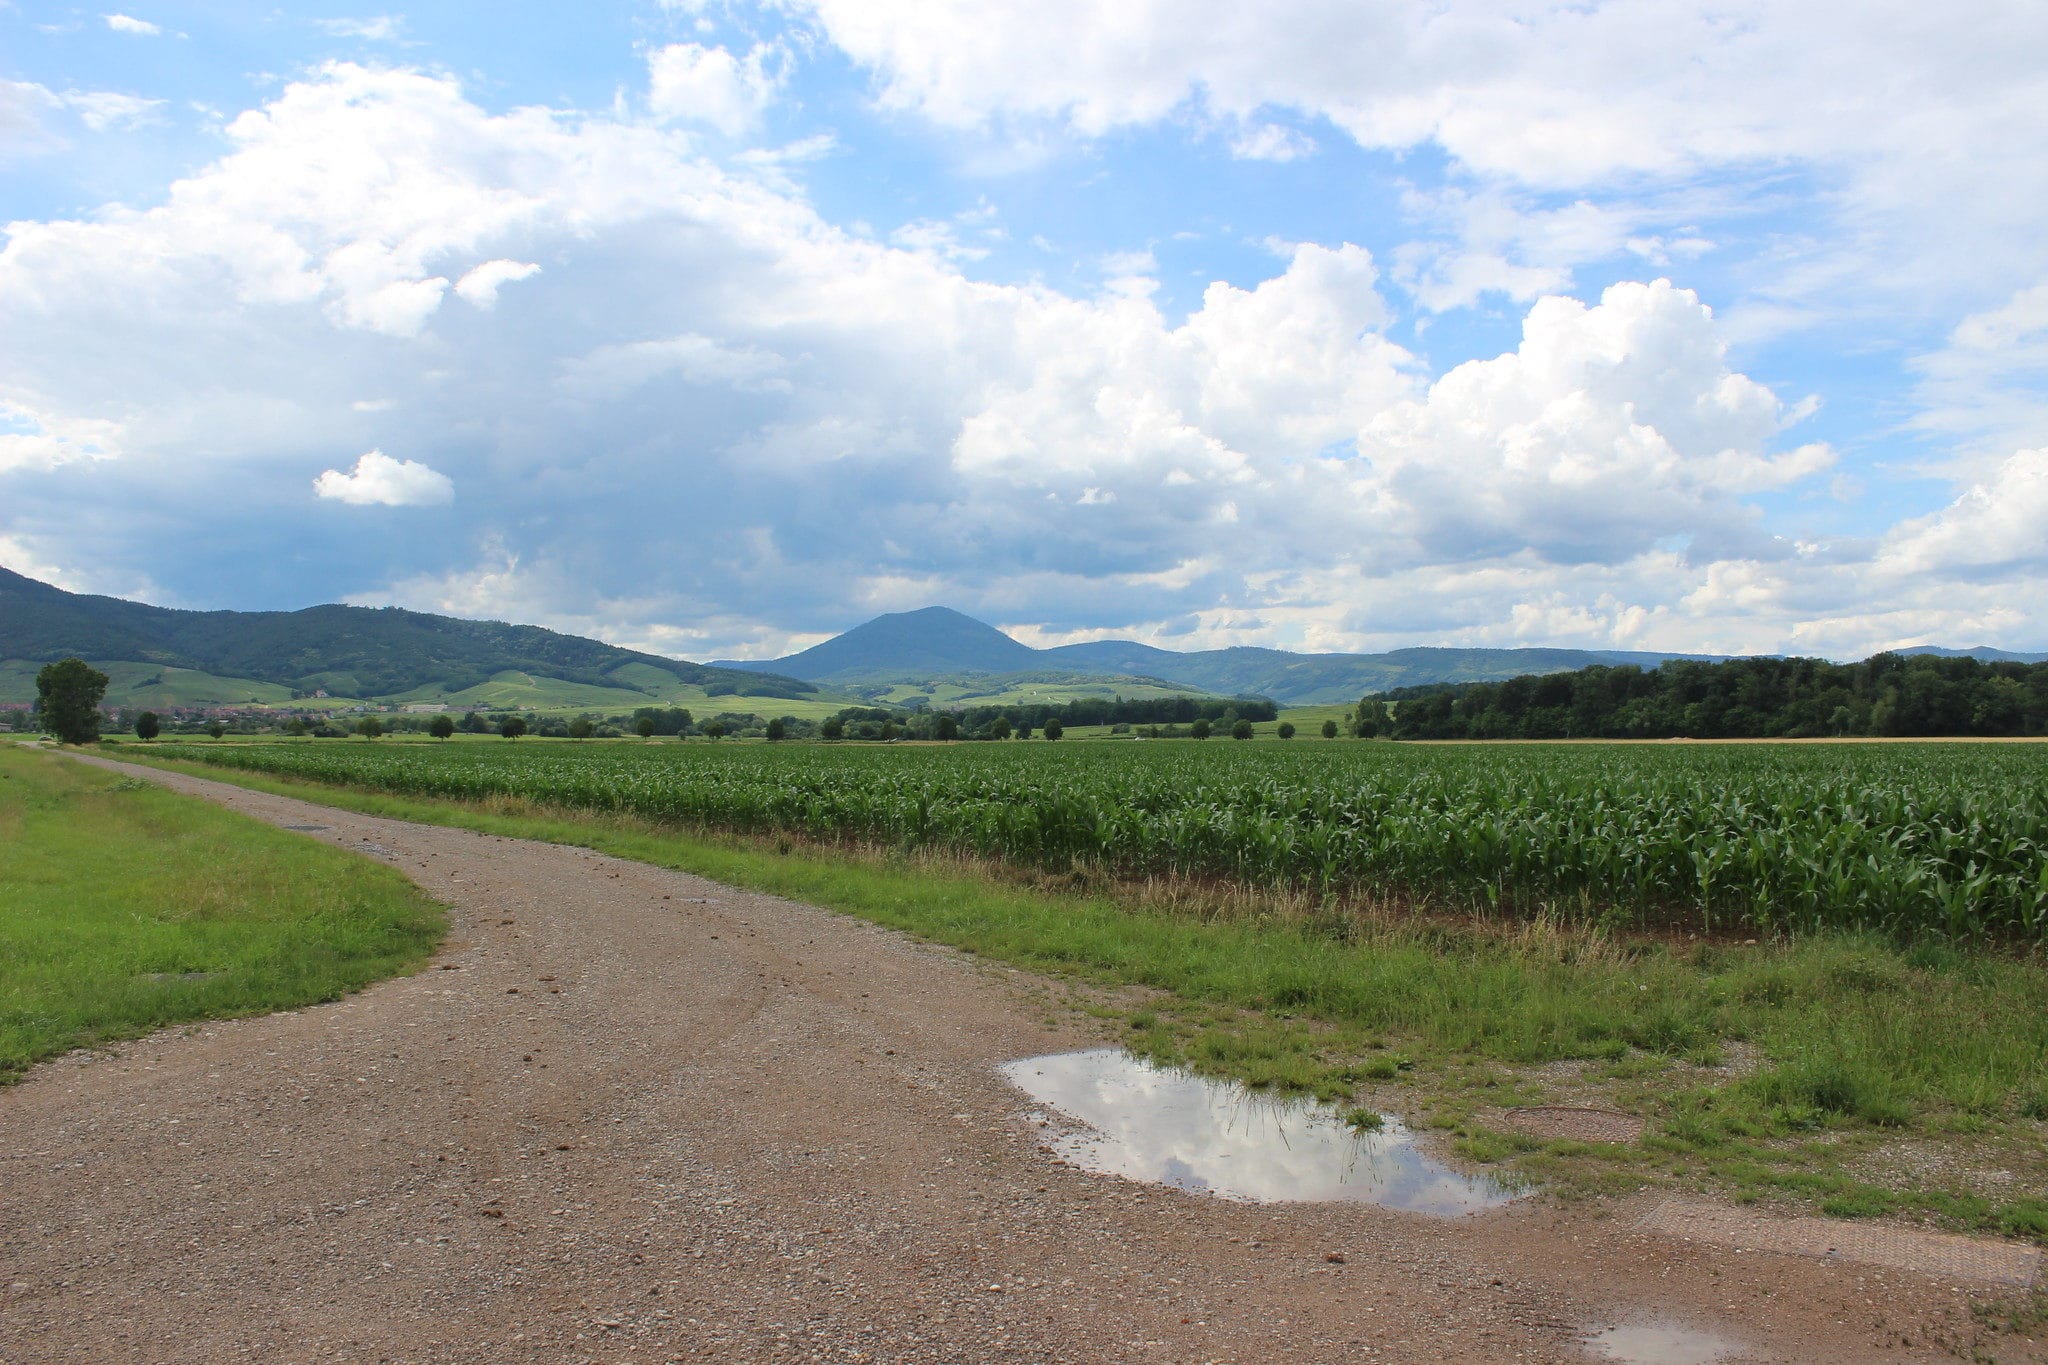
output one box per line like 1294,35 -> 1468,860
3,1 -> 2045,661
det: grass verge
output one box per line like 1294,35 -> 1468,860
104,746 -> 2048,1244
1,745 -> 444,1080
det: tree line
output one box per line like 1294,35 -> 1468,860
1364,653 -> 2048,740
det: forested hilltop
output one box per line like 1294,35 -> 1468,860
1368,653 -> 2048,740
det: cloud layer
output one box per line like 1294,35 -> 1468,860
0,30 -> 2041,661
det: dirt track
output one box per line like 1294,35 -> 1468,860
0,754 -> 2033,1363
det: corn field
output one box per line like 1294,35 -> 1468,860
156,740 -> 2048,941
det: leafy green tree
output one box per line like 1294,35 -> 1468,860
207,721 -> 227,740
1231,719 -> 1254,739
879,720 -> 898,740
1016,720 -> 1034,740
285,717 -> 309,737
1190,719 -> 1212,739
35,658 -> 108,744
134,711 -> 161,741
933,714 -> 958,741
820,717 -> 845,740
765,717 -> 787,741
429,714 -> 456,740
1042,718 -> 1063,741
568,716 -> 596,739
357,717 -> 383,739
500,716 -> 528,739
1276,721 -> 1295,739
1320,719 -> 1338,739
701,721 -> 727,739
988,716 -> 1012,740
635,716 -> 658,738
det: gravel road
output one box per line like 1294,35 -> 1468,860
0,754 -> 2025,1363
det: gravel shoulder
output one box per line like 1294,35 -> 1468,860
0,752 -> 2032,1364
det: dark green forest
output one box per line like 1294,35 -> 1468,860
1371,653 -> 2048,740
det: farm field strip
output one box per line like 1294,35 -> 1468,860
149,740 -> 2048,941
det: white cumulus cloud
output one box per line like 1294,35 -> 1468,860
103,13 -> 160,35
454,259 -> 540,308
313,450 -> 454,506
646,43 -> 782,135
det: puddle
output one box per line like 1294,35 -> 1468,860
1584,1323 -> 1743,1364
1000,1048 -> 1519,1214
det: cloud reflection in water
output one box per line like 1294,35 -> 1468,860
1002,1048 -> 1519,1215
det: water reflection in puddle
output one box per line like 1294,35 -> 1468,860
1584,1323 -> 1743,1364
1000,1048 -> 1519,1215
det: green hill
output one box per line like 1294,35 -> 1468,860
0,567 -> 816,708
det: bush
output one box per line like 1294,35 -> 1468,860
1321,720 -> 1338,738
1276,722 -> 1295,739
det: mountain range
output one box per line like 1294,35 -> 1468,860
719,606 -> 1746,706
0,566 -> 814,710
6,569 -> 2041,714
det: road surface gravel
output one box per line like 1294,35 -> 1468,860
0,753 -> 2032,1363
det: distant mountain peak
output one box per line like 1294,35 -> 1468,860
716,606 -> 1754,704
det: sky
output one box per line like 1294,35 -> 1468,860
2,2 -> 2045,663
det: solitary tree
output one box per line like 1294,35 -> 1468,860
1231,719 -> 1254,740
429,714 -> 456,740
134,711 -> 161,741
500,716 -> 528,739
285,717 -> 309,737
1277,722 -> 1295,740
35,658 -> 109,745
357,717 -> 384,739
1043,718 -> 1064,741
1190,719 -> 1212,740
1320,719 -> 1338,739
635,716 -> 658,738
987,716 -> 1012,740
206,721 -> 227,740
933,714 -> 958,741
701,721 -> 727,740
569,716 -> 596,739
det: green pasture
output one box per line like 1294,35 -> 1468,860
0,744 -> 443,1081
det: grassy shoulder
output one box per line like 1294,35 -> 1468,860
0,745 -> 444,1081
109,746 -> 2048,1244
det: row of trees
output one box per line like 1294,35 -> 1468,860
1365,653 -> 2048,740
